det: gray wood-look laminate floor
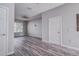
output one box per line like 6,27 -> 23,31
10,36 -> 79,56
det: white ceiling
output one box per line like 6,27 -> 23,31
15,3 -> 64,21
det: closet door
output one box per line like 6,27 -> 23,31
49,16 -> 62,45
0,7 -> 8,55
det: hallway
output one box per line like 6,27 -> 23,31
11,36 -> 79,56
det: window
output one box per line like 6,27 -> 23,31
77,14 -> 79,31
14,22 -> 23,33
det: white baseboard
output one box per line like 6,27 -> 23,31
42,40 -> 49,43
42,40 -> 79,51
7,51 -> 14,56
62,45 -> 79,51
41,39 -> 79,52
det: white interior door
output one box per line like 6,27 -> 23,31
0,7 -> 8,56
49,16 -> 62,45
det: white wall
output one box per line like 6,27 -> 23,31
0,3 -> 14,55
42,3 -> 79,49
27,19 -> 42,38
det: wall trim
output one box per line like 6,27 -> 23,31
7,51 -> 14,56
28,35 -> 42,39
62,44 -> 79,51
43,40 -> 79,51
42,40 -> 49,43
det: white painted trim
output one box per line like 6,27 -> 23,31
42,39 -> 79,51
61,16 -> 63,46
7,51 -> 14,56
42,39 -> 49,43
62,44 -> 79,51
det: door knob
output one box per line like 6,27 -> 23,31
57,32 -> 60,34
